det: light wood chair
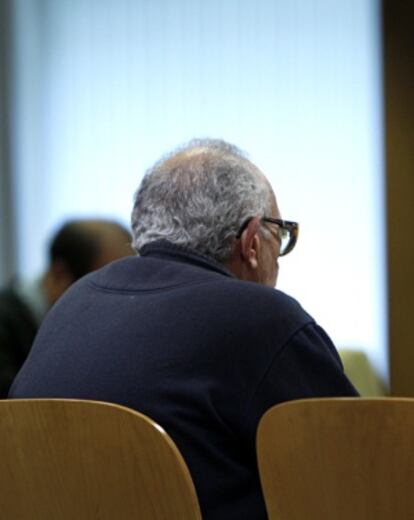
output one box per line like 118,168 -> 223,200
257,397 -> 414,520
0,399 -> 202,519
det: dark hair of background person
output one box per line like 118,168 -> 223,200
49,219 -> 132,281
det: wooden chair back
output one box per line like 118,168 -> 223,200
257,398 -> 414,520
0,399 -> 202,519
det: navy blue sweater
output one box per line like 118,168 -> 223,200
10,241 -> 357,519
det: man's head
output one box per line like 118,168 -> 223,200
44,219 -> 133,306
131,139 -> 297,287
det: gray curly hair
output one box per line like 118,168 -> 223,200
131,138 -> 274,263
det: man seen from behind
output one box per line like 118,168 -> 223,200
9,139 -> 358,519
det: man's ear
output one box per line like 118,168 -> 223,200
240,216 -> 261,270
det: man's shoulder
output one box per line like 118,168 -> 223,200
198,277 -> 314,335
215,276 -> 308,308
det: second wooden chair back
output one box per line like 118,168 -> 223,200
257,398 -> 414,520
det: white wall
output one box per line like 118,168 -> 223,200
11,0 -> 387,380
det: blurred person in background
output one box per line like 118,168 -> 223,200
9,140 -> 358,519
0,218 -> 132,396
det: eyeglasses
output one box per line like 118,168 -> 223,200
262,218 -> 298,256
236,217 -> 299,256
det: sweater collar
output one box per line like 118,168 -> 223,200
139,240 -> 234,278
